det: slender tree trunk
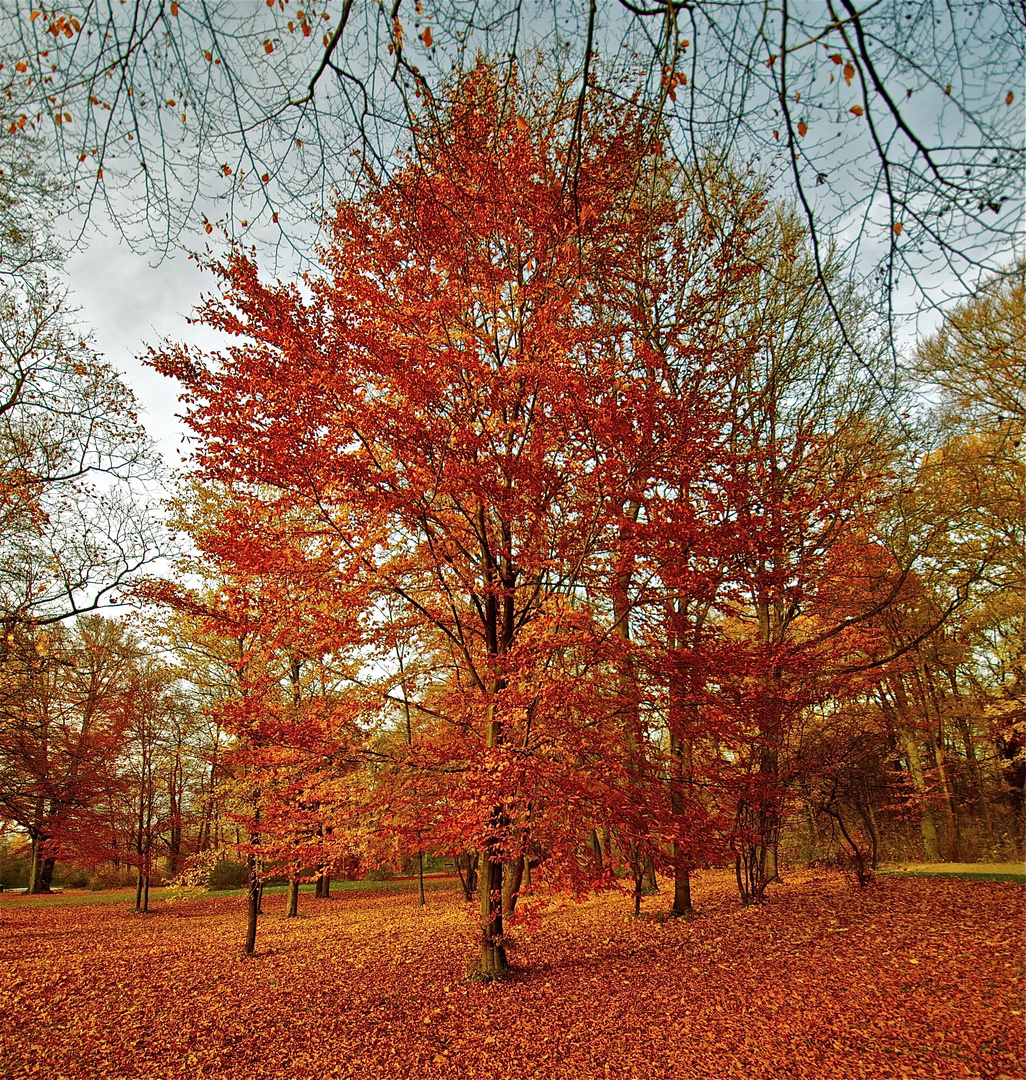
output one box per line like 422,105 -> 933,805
897,725 -> 942,862
244,849 -> 259,955
417,849 -> 425,907
929,732 -> 960,861
887,678 -> 942,862
476,698 -> 508,980
27,833 -> 42,895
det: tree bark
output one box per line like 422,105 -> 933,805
39,856 -> 56,893
897,725 -> 942,862
287,873 -> 300,918
244,849 -> 259,955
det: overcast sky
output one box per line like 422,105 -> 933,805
65,231 -> 226,475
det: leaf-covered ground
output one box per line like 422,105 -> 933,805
1,870 -> 1022,1079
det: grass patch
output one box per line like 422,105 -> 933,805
2,874 -> 455,908
878,869 -> 1025,883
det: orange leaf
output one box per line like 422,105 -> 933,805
261,173 -> 270,182
797,121 -> 807,137
892,222 -> 903,236
772,130 -> 779,141
843,63 -> 854,85
272,212 -> 279,223
516,115 -> 527,133
97,167 -> 103,178
30,10 -> 40,20
1006,91 -> 1014,105
850,105 -> 863,117
766,55 -> 776,67
170,1 -> 178,14
830,53 -> 842,64
166,99 -> 176,106
204,50 -> 212,61
264,40 -> 274,53
302,20 -> 310,35
15,61 -> 26,72
944,85 -> 951,95
420,27 -> 432,47
205,223 -> 213,234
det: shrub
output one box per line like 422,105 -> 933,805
208,860 -> 250,890
54,867 -> 90,889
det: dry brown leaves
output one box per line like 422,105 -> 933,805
1,870 -> 1022,1079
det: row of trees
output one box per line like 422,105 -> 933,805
0,63 -> 1021,979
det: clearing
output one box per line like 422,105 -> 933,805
1,870 -> 1022,1079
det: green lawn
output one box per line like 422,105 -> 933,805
1,874 -> 454,908
877,861 -> 1025,884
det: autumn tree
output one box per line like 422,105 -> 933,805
148,62 -> 788,974
0,616 -> 144,892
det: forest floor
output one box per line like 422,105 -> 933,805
1,869 -> 1022,1080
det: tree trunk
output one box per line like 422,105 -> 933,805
417,848 -> 425,907
27,834 -> 42,895
244,850 -> 259,955
287,874 -> 300,918
671,844 -> 694,917
39,856 -> 56,893
929,731 -> 960,861
897,725 -> 942,862
476,844 -> 507,979
502,855 -> 524,922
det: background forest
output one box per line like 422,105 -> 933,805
0,24 -> 1022,984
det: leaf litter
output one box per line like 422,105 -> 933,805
0,870 -> 1021,1079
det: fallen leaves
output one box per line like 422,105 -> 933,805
0,871 -> 1021,1079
